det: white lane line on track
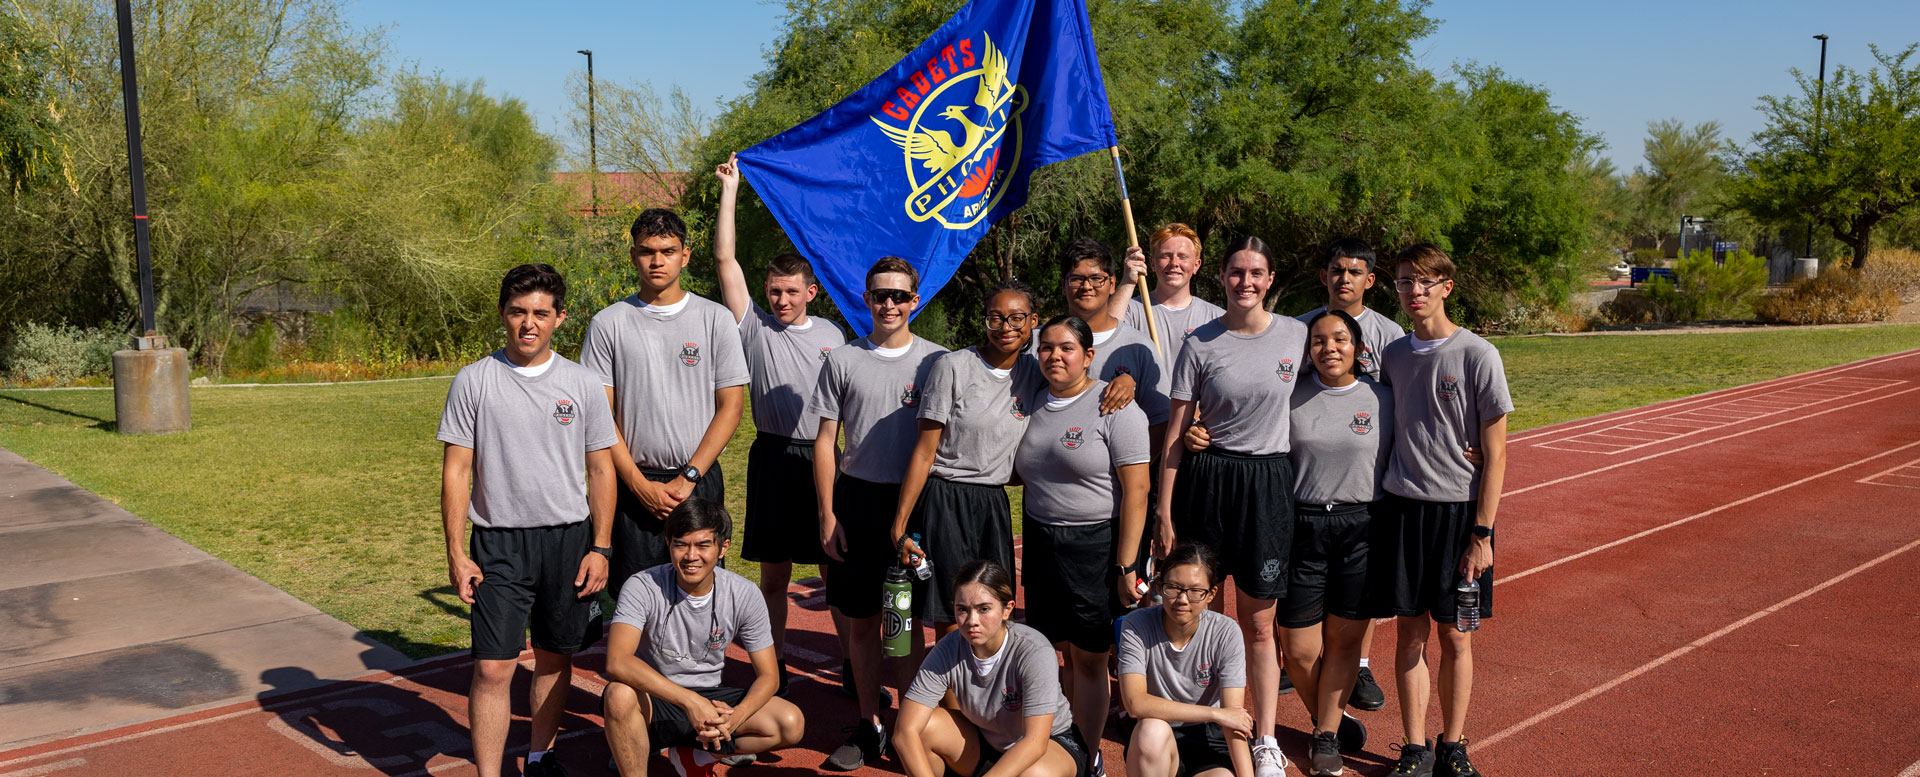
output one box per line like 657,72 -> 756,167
1505,438 -> 1920,584
0,759 -> 85,777
1480,536 -> 1920,751
1896,756 -> 1920,777
1504,386 -> 1920,498
1506,349 -> 1920,444
1532,377 -> 1904,455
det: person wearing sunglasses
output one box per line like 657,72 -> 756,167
1117,541 -> 1253,777
603,498 -> 805,777
1156,235 -> 1308,777
891,278 -> 1043,643
810,257 -> 950,770
1375,244 -> 1510,777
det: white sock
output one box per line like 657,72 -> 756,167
1359,657 -> 1371,669
1259,734 -> 1279,748
527,750 -> 548,764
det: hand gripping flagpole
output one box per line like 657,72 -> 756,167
1108,146 -> 1161,351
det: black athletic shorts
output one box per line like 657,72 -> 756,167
1280,502 -> 1381,628
1372,498 -> 1493,624
970,721 -> 1090,777
612,462 -> 725,597
646,685 -> 747,753
1170,448 -> 1295,600
1120,717 -> 1233,777
469,521 -> 603,660
916,476 -> 1014,624
823,474 -> 921,619
742,434 -> 829,565
1023,519 -> 1124,653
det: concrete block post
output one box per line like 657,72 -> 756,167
112,346 -> 191,434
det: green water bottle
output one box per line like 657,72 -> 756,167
882,564 -> 914,657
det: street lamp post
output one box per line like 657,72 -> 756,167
577,49 -> 597,218
1805,34 -> 1828,259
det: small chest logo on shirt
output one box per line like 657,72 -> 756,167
1011,397 -> 1027,419
901,384 -> 920,406
819,347 -> 833,361
1439,376 -> 1461,400
707,625 -> 726,650
1350,412 -> 1373,435
1358,346 -> 1376,372
1002,683 -> 1023,712
1061,427 -> 1085,449
680,343 -> 702,367
1195,662 -> 1213,687
553,399 -> 577,426
1277,358 -> 1296,382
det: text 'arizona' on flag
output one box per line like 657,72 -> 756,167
735,0 -> 1117,336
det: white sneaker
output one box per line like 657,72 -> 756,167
1253,740 -> 1290,777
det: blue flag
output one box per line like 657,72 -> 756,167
736,0 -> 1117,336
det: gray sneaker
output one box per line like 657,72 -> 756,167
1309,730 -> 1344,776
824,721 -> 886,771
1252,740 -> 1290,777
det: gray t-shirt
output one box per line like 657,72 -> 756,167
1289,376 -> 1395,505
581,294 -> 751,470
1170,316 -> 1310,456
1295,305 -> 1406,382
809,337 -> 949,484
920,348 -> 1041,485
1117,608 -> 1246,712
904,622 -> 1073,752
1126,296 -> 1226,367
1013,381 -> 1152,526
436,352 -> 619,529
611,566 -> 773,690
1380,330 -> 1514,502
738,307 -> 847,440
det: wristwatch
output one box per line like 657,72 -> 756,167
590,546 -> 613,558
1471,525 -> 1494,539
680,464 -> 703,483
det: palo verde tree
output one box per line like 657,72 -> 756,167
1728,44 -> 1920,269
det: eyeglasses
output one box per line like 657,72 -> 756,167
1159,581 -> 1214,602
1065,273 -> 1112,288
866,288 -> 913,305
983,313 -> 1035,330
1393,276 -> 1451,292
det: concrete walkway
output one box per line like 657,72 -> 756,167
0,446 -> 411,749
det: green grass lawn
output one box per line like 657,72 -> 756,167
4,323 -> 1917,658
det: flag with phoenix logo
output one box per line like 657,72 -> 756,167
735,0 -> 1117,336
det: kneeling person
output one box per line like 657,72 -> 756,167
603,498 -> 805,776
894,560 -> 1088,777
1118,542 -> 1253,777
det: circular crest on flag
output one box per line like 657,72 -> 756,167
870,32 -> 1029,230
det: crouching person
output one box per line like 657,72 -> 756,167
603,497 -> 804,776
893,560 -> 1089,777
1119,542 -> 1254,777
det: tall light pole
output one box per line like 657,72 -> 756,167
1805,33 -> 1828,259
577,49 -> 597,218
111,0 -> 189,434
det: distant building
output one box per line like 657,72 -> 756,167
550,171 -> 687,215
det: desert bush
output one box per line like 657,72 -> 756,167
1601,250 -> 1767,324
1756,268 -> 1899,324
2,323 -> 123,384
1862,247 -> 1920,301
1631,248 -> 1664,267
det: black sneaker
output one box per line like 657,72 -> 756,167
1308,730 -> 1344,776
1435,739 -> 1480,777
1390,741 -> 1434,777
524,756 -> 569,777
719,753 -> 757,767
1337,712 -> 1366,753
1278,668 -> 1295,695
1350,667 -> 1386,711
824,721 -> 886,771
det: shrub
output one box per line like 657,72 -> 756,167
1601,250 -> 1768,324
1756,268 -> 1899,324
2,323 -> 124,384
1631,248 -> 1664,267
1862,247 -> 1920,301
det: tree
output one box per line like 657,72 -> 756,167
1728,44 -> 1920,269
1636,119 -> 1725,233
0,12 -> 65,196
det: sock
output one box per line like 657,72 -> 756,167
527,750 -> 548,764
1259,735 -> 1279,748
1359,657 -> 1371,669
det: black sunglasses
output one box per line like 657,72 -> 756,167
866,288 -> 914,305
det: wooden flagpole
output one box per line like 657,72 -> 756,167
1108,146 -> 1161,351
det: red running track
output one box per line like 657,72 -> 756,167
4,350 -> 1919,776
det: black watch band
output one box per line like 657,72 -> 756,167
590,545 -> 613,558
1471,525 -> 1494,539
681,464 -> 702,483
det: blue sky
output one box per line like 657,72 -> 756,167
345,0 -> 1920,171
